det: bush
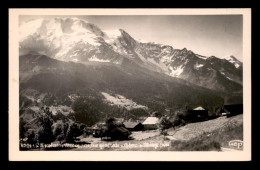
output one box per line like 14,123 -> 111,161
170,112 -> 186,127
105,117 -> 131,140
27,131 -> 37,147
53,122 -> 65,143
159,116 -> 173,131
65,123 -> 83,143
36,110 -> 55,145
19,118 -> 28,139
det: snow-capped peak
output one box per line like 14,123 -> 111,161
19,18 -> 45,41
19,17 -> 102,40
19,17 -> 106,61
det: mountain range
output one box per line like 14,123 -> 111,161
19,17 -> 243,121
19,17 -> 242,93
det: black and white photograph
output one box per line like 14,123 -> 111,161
9,8 -> 251,161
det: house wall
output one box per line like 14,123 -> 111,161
132,124 -> 144,131
143,124 -> 158,130
185,110 -> 208,122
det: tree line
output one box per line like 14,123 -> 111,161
20,107 -> 85,149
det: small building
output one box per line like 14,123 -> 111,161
223,104 -> 243,117
186,106 -> 208,122
110,127 -> 132,140
123,121 -> 144,131
142,117 -> 159,130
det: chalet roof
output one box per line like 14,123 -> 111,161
193,106 -> 205,110
123,122 -> 141,128
143,117 -> 159,125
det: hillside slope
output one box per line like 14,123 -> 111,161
20,53 -> 225,114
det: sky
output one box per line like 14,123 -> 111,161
20,15 -> 243,61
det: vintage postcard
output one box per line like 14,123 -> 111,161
9,8 -> 251,161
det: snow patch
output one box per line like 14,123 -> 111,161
160,54 -> 174,64
89,55 -> 110,62
234,63 -> 240,68
19,19 -> 44,41
223,55 -> 235,62
104,29 -> 122,39
220,71 -> 233,80
196,54 -> 208,60
169,65 -> 184,77
194,62 -> 204,70
223,55 -> 241,68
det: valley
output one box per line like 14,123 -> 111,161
18,17 -> 244,151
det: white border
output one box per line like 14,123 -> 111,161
9,8 -> 251,161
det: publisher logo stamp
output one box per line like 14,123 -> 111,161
228,140 -> 243,150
